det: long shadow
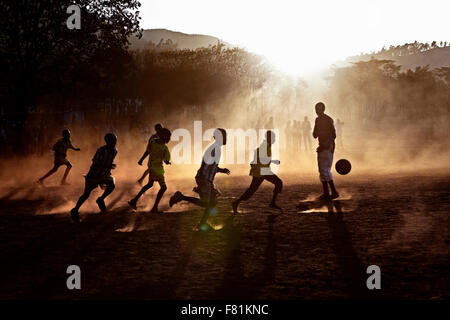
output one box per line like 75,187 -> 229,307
213,213 -> 278,299
0,186 -> 28,201
0,202 -> 132,299
323,200 -> 371,298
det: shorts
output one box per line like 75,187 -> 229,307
54,155 -> 71,167
84,175 -> 115,191
195,177 -> 217,207
317,147 -> 334,182
148,172 -> 166,186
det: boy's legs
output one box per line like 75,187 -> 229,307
232,177 -> 264,213
129,178 -> 154,209
137,169 -> 149,185
150,176 -> 167,213
264,174 -> 283,208
61,162 -> 73,185
70,178 -> 98,222
318,149 -> 339,199
169,178 -> 217,230
302,133 -> 308,150
99,181 -> 115,199
38,164 -> 60,183
197,183 -> 218,229
96,177 -> 116,212
170,178 -> 214,208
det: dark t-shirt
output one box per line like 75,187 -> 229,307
313,114 -> 336,151
87,145 -> 118,179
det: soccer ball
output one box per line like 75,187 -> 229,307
335,159 -> 351,175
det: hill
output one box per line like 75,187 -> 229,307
346,45 -> 450,70
128,28 -> 230,51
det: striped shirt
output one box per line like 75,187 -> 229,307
87,145 -> 118,179
196,142 -> 222,182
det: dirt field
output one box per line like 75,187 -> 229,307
0,167 -> 449,300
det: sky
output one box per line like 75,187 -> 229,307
140,0 -> 450,76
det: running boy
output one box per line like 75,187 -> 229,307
313,102 -> 339,200
137,123 -> 163,185
70,133 -> 118,223
169,128 -> 230,230
232,130 -> 282,213
129,128 -> 171,213
38,129 -> 80,186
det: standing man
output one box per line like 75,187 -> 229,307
284,120 -> 292,152
295,120 -> 302,152
313,102 -> 339,200
302,116 -> 312,150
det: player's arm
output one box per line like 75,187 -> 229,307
138,151 -> 149,165
218,167 -> 230,175
331,120 -> 336,139
70,143 -> 80,151
164,148 -> 171,165
312,119 -> 318,138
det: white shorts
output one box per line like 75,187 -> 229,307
317,147 -> 334,182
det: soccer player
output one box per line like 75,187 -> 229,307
137,123 -> 163,185
129,128 -> 172,213
70,133 -> 118,223
37,129 -> 80,186
232,130 -> 282,213
169,128 -> 230,230
313,102 -> 339,200
302,116 -> 312,150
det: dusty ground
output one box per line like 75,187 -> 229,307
0,167 -> 448,300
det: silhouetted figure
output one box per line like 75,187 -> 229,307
129,128 -> 171,213
284,120 -> 292,151
70,133 -> 118,223
294,120 -> 302,152
335,118 -> 344,148
169,128 -> 230,231
37,129 -> 80,186
302,116 -> 312,150
232,130 -> 282,213
313,102 -> 339,200
137,123 -> 164,185
265,116 -> 274,129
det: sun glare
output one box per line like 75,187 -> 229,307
141,0 -> 450,76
